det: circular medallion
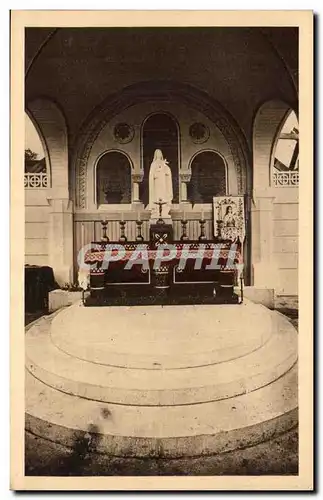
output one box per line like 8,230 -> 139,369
189,122 -> 210,144
113,123 -> 134,144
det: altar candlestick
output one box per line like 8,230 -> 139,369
136,220 -> 144,242
199,218 -> 207,241
119,220 -> 127,242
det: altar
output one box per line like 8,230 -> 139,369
81,149 -> 245,306
83,206 -> 244,306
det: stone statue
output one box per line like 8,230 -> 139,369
149,149 -> 173,219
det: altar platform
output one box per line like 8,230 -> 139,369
25,299 -> 298,459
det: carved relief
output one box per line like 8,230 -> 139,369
113,123 -> 134,144
189,122 -> 210,144
179,172 -> 192,183
132,172 -> 144,183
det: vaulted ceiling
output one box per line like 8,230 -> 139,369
25,27 -> 298,146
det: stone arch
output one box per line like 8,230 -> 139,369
187,150 -> 228,204
141,112 -> 180,206
72,81 -> 250,209
25,109 -> 50,176
95,150 -> 133,205
26,97 -> 72,285
251,99 -> 298,291
26,98 -> 69,198
252,99 -> 294,194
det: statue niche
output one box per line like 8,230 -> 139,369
149,149 -> 173,219
96,151 -> 131,205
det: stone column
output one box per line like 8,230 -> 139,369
179,172 -> 191,203
251,194 -> 278,289
132,172 -> 144,203
47,198 -> 74,286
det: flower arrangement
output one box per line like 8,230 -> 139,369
61,282 -> 83,292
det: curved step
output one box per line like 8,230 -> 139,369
26,311 -> 297,406
25,364 -> 298,458
50,301 -> 275,369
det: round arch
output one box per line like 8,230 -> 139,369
26,97 -> 69,197
25,109 -> 50,175
141,112 -> 180,206
73,81 -> 250,209
94,149 -> 133,205
252,99 -> 294,192
187,149 -> 228,204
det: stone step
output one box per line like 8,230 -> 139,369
50,301 -> 276,369
25,364 -> 298,458
26,314 -> 297,405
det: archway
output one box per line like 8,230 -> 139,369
141,113 -> 179,206
96,151 -> 132,205
252,99 -> 293,192
187,151 -> 227,204
26,97 -> 72,285
26,98 -> 69,198
272,110 -> 299,187
74,81 -> 249,210
251,100 -> 298,293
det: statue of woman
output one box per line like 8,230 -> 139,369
149,149 -> 173,219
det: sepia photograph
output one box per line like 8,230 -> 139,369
10,10 -> 313,491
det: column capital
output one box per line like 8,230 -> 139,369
180,171 -> 192,183
132,172 -> 144,183
251,195 -> 275,212
47,198 -> 73,213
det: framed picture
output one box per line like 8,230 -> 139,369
213,196 -> 245,243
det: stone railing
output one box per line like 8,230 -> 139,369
273,171 -> 299,187
24,173 -> 49,188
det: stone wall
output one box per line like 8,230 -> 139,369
273,188 -> 298,295
25,189 -> 50,266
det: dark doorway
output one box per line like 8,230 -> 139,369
141,113 -> 179,206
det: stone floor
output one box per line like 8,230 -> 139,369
25,426 -> 298,476
24,295 -> 299,476
275,296 -> 298,330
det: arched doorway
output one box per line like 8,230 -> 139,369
141,113 -> 179,206
96,151 -> 132,205
187,151 -> 227,204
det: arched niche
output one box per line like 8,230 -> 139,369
141,113 -> 179,206
96,151 -> 132,205
187,151 -> 227,204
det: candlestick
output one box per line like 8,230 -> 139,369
198,218 -> 207,241
101,219 -> 109,243
119,220 -> 127,242
138,211 -> 141,222
201,208 -> 204,220
136,220 -> 144,242
180,219 -> 189,241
